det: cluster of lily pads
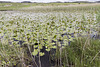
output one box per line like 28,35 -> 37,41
0,11 -> 99,57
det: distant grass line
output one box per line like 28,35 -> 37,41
20,3 -> 100,13
0,3 -> 77,11
0,3 -> 32,11
20,5 -> 100,13
1,3 -> 100,12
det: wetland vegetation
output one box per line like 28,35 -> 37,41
0,2 -> 100,67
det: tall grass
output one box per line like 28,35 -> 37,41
52,38 -> 100,67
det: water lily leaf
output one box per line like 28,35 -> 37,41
39,52 -> 45,56
52,46 -> 57,49
32,49 -> 38,56
46,48 -> 50,52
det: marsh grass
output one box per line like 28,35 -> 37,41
0,37 -> 100,67
53,38 -> 100,67
0,3 -> 76,11
0,3 -> 100,12
19,3 -> 100,13
0,3 -> 32,11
